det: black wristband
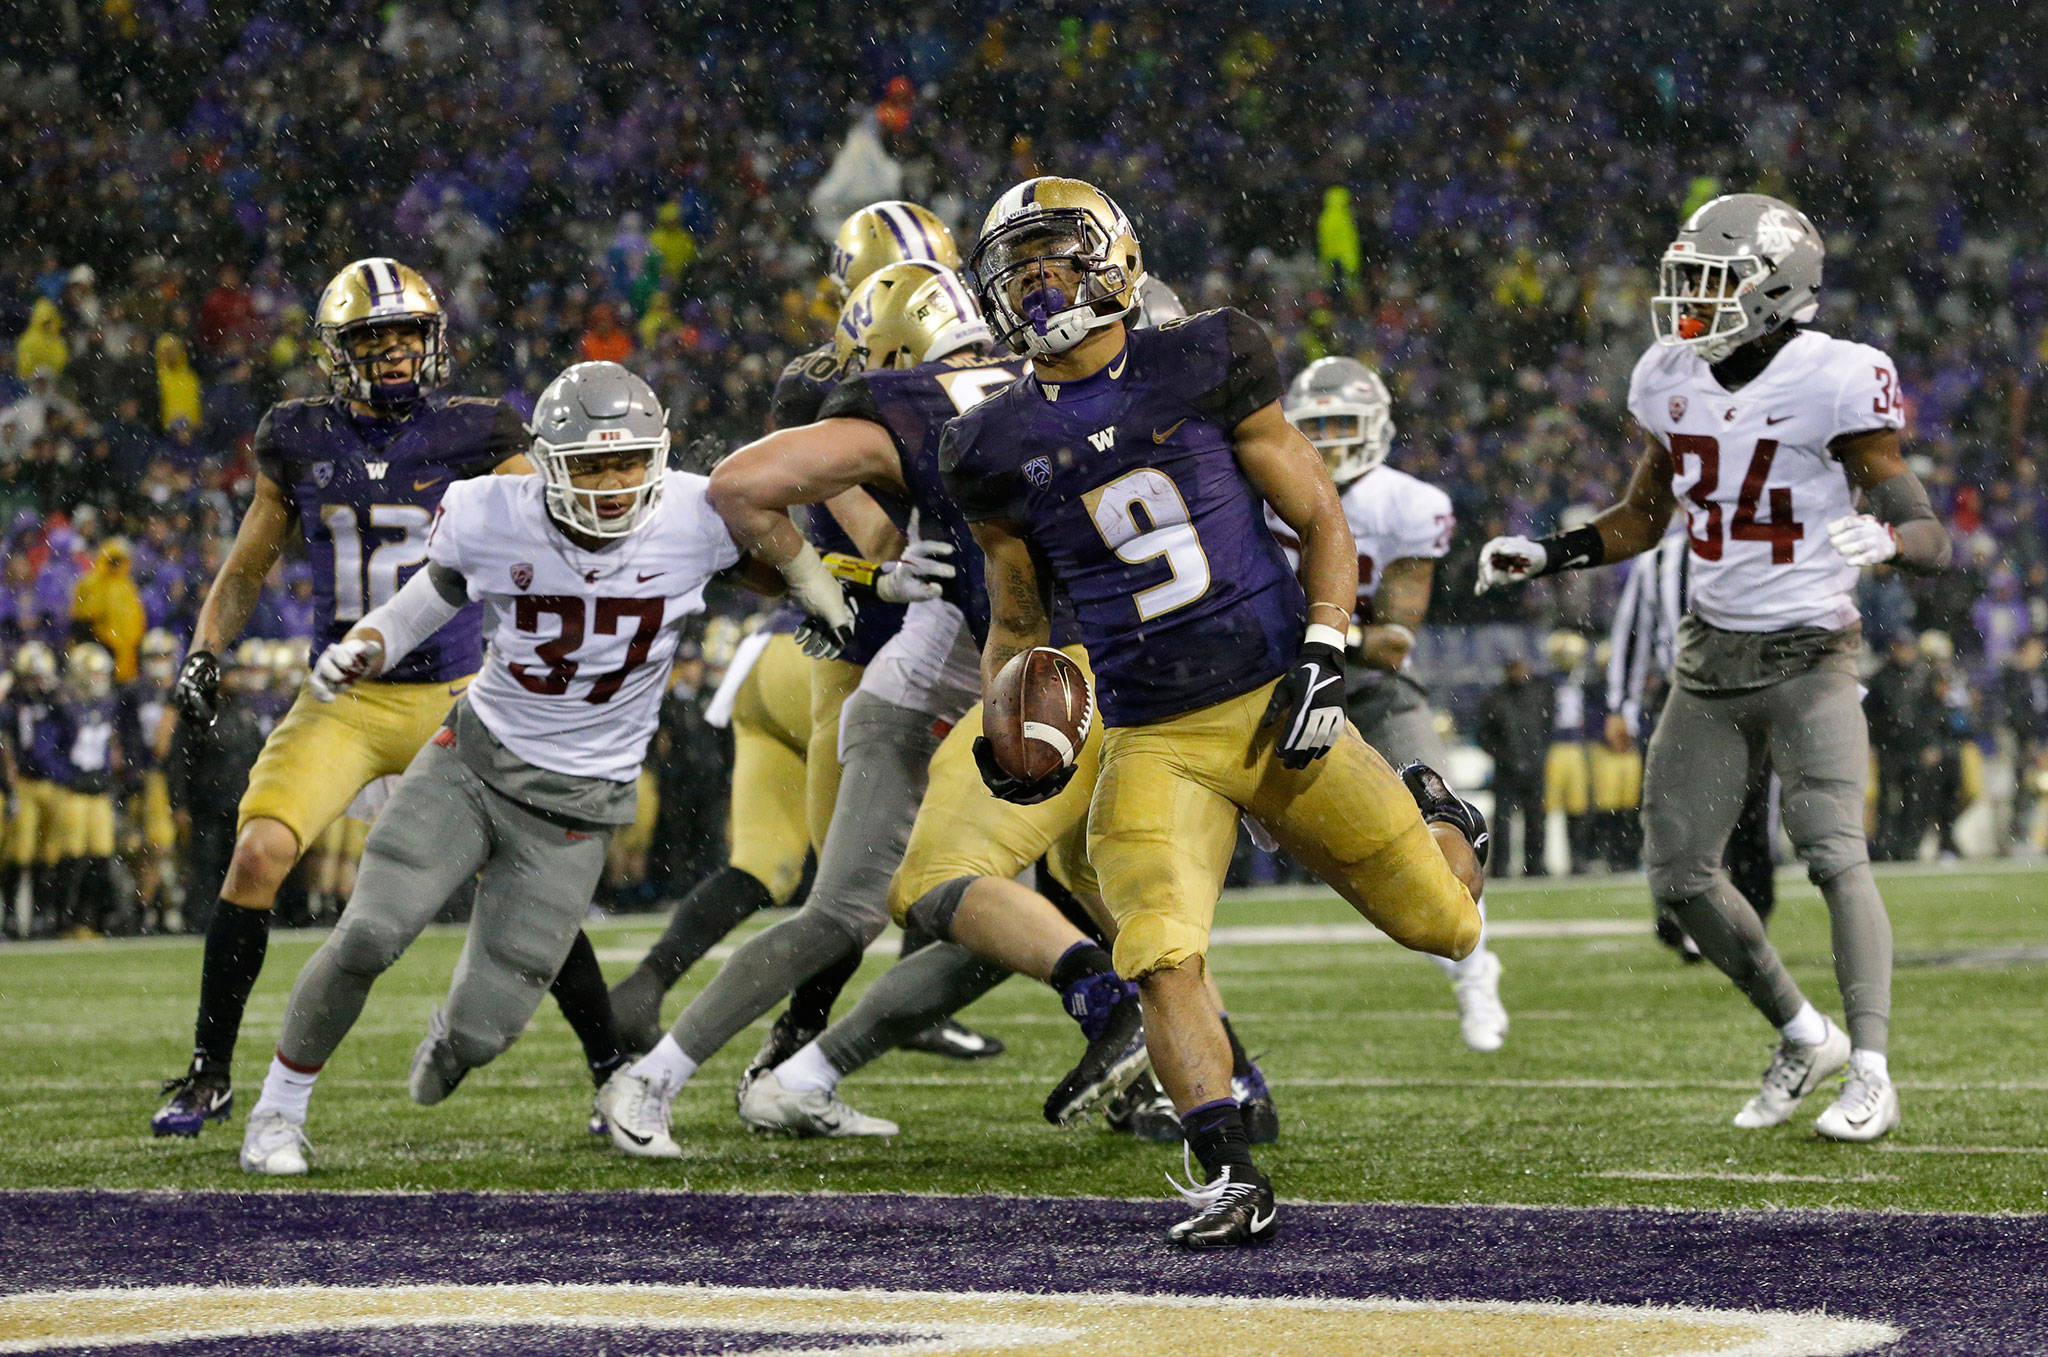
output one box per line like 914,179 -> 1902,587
1533,524 -> 1606,577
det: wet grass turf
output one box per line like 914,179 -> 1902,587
2,863 -> 2043,1213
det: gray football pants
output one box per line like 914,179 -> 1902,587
276,735 -> 610,1074
1643,668 -> 1891,1052
1357,701 -> 1491,979
667,693 -> 943,1064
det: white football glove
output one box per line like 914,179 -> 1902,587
1474,535 -> 1548,594
874,539 -> 956,604
309,635 -> 385,702
1827,514 -> 1897,568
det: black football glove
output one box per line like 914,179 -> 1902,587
972,734 -> 1078,805
1261,639 -> 1346,770
171,649 -> 221,729
793,588 -> 859,660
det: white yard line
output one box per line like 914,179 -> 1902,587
1591,1170 -> 1894,1184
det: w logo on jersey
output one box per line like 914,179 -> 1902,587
1087,429 -> 1116,452
364,460 -> 388,480
1024,456 -> 1053,487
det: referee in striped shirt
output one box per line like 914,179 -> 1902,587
1606,529 -> 1778,955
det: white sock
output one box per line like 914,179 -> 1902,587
775,1040 -> 841,1095
630,1034 -> 698,1090
1849,1049 -> 1889,1082
1780,1001 -> 1827,1046
251,1055 -> 319,1123
1432,893 -> 1490,980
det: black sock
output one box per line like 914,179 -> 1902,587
549,930 -> 624,1079
1182,1097 -> 1258,1180
787,946 -> 862,1032
1219,1014 -> 1254,1078
1048,941 -> 1114,994
194,901 -> 271,1070
641,866 -> 773,989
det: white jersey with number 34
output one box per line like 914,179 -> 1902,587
426,471 -> 741,781
1627,329 -> 1905,633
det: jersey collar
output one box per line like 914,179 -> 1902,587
1033,343 -> 1129,406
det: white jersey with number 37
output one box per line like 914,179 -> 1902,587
426,471 -> 741,781
1627,329 -> 1904,633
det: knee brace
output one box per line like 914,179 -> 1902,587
902,875 -> 976,942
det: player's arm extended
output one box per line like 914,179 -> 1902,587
1476,432 -> 1676,591
191,472 -> 295,656
308,564 -> 468,699
1232,400 -> 1359,633
1831,429 -> 1951,574
972,518 -> 1050,692
823,487 -> 906,561
1359,556 -> 1432,672
706,418 -> 905,630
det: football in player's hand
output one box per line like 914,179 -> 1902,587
985,647 -> 1092,781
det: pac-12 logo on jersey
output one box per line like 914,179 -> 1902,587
311,461 -> 333,488
1669,396 -> 1687,422
1024,456 -> 1053,487
510,562 -> 533,591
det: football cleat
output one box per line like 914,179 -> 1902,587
151,1057 -> 232,1137
1233,1066 -> 1281,1145
408,1008 -> 467,1106
606,969 -> 668,1057
1044,991 -> 1149,1126
1398,762 -> 1490,868
738,1069 -> 899,1138
1733,1018 -> 1851,1129
238,1108 -> 311,1176
901,1017 -> 1006,1061
1814,1065 -> 1901,1143
1166,1154 -> 1278,1250
736,1011 -> 822,1112
1453,949 -> 1509,1053
596,1067 -> 683,1159
1104,1072 -> 1182,1143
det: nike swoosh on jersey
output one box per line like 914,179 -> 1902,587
414,477 -> 444,491
637,571 -> 665,582
1108,350 -> 1128,379
1152,418 -> 1187,444
1766,414 -> 1793,425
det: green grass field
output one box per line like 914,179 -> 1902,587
3,863 -> 2044,1214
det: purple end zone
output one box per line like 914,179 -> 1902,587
3,1192 -> 2043,1354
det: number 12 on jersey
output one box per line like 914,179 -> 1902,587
1671,435 -> 1804,564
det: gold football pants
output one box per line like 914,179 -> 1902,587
1090,679 -> 1478,980
237,675 -> 471,853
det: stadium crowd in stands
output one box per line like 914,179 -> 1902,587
4,1 -> 2046,932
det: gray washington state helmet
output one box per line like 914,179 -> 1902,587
1652,193 -> 1823,363
1282,356 -> 1394,485
531,361 -> 671,538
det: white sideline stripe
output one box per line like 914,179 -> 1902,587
1873,1144 -> 2048,1156
1592,1170 -> 1895,1185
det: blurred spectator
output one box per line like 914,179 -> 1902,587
1479,657 -> 1552,877
71,539 -> 147,680
1866,633 -> 1933,861
14,299 -> 66,382
154,335 -> 201,433
2002,634 -> 2048,851
580,303 -> 634,364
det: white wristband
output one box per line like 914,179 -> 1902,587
1304,623 -> 1349,651
1375,622 -> 1417,647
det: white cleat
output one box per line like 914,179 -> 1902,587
738,1069 -> 898,1138
1814,1067 -> 1902,1143
239,1108 -> 311,1176
1733,1018 -> 1852,1129
1453,948 -> 1508,1052
595,1067 -> 682,1159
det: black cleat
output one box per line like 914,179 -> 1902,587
607,967 -> 668,1057
151,1056 -> 232,1137
901,1017 -> 1005,1060
736,1010 -> 821,1111
1104,1071 -> 1182,1142
1168,1165 -> 1279,1249
1400,762 -> 1490,868
1045,992 -> 1148,1125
